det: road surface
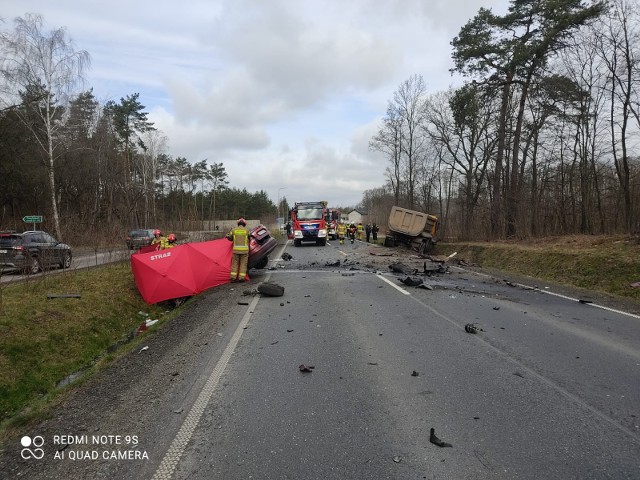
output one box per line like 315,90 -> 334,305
1,238 -> 639,479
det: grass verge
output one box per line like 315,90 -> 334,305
0,262 -> 172,439
435,235 -> 640,303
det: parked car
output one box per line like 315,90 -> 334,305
0,230 -> 72,274
248,224 -> 278,269
125,229 -> 156,250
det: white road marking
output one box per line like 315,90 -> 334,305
152,283 -> 264,479
376,273 -> 410,295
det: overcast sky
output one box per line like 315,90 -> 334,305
2,0 -> 510,210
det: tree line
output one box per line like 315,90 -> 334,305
0,14 -> 276,242
368,0 -> 640,240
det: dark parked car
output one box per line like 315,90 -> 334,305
248,224 -> 277,269
126,229 -> 156,250
0,230 -> 72,274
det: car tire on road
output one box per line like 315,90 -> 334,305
257,282 -> 285,297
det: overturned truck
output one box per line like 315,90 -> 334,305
384,206 -> 438,255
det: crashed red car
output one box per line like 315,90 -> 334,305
247,224 -> 277,269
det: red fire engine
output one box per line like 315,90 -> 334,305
290,201 -> 329,247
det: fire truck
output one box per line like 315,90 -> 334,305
325,208 -> 341,240
290,201 -> 329,247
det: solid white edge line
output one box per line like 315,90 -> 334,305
454,266 -> 640,321
152,278 -> 267,479
376,273 -> 410,295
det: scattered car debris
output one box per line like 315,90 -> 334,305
173,408 -> 184,414
493,306 -> 500,310
578,299 -> 593,304
417,283 -> 434,290
46,293 -> 81,299
257,282 -> 285,297
411,370 -> 419,376
401,277 -> 423,287
282,252 -> 293,261
429,428 -> 453,448
238,301 -> 249,305
389,263 -> 414,275
465,323 -> 483,334
325,260 -> 341,266
139,346 -> 149,353
299,364 -> 315,373
393,455 -> 402,463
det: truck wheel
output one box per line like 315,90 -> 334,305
418,238 -> 433,255
384,236 -> 395,247
257,282 -> 285,297
317,238 -> 327,246
294,239 -> 301,247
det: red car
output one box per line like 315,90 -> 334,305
247,224 -> 277,269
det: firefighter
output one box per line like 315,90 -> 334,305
365,223 -> 372,243
226,218 -> 250,282
356,222 -> 364,241
349,223 -> 356,244
151,229 -> 165,250
337,221 -> 347,245
165,233 -> 177,248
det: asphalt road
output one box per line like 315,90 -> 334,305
2,238 -> 639,479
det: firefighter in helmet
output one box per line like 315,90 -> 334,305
226,218 -> 250,282
337,221 -> 347,245
165,233 -> 177,248
151,229 -> 165,250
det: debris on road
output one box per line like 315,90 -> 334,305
429,428 -> 453,448
257,282 -> 285,297
325,260 -> 341,267
139,346 -> 149,353
238,301 -> 249,305
464,323 -> 483,334
299,364 -> 315,373
411,370 -> 419,376
393,455 -> 402,463
282,252 -> 293,261
389,263 -> 414,275
578,299 -> 593,304
401,277 -> 423,287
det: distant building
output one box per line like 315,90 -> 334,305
346,209 -> 366,225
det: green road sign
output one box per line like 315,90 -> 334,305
23,215 -> 43,223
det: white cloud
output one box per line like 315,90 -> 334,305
4,0 -> 512,209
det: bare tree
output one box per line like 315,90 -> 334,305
0,13 -> 90,239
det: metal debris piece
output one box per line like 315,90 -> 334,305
430,428 -> 453,448
465,323 -> 482,334
299,364 -> 315,373
411,370 -> 419,376
393,456 -> 402,463
401,277 -> 423,287
282,252 -> 293,261
139,346 -> 149,353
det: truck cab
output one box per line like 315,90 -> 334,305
290,202 -> 328,247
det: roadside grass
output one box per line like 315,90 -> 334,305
435,235 -> 640,303
0,262 -> 172,440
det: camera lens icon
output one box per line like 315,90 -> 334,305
20,435 -> 44,459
